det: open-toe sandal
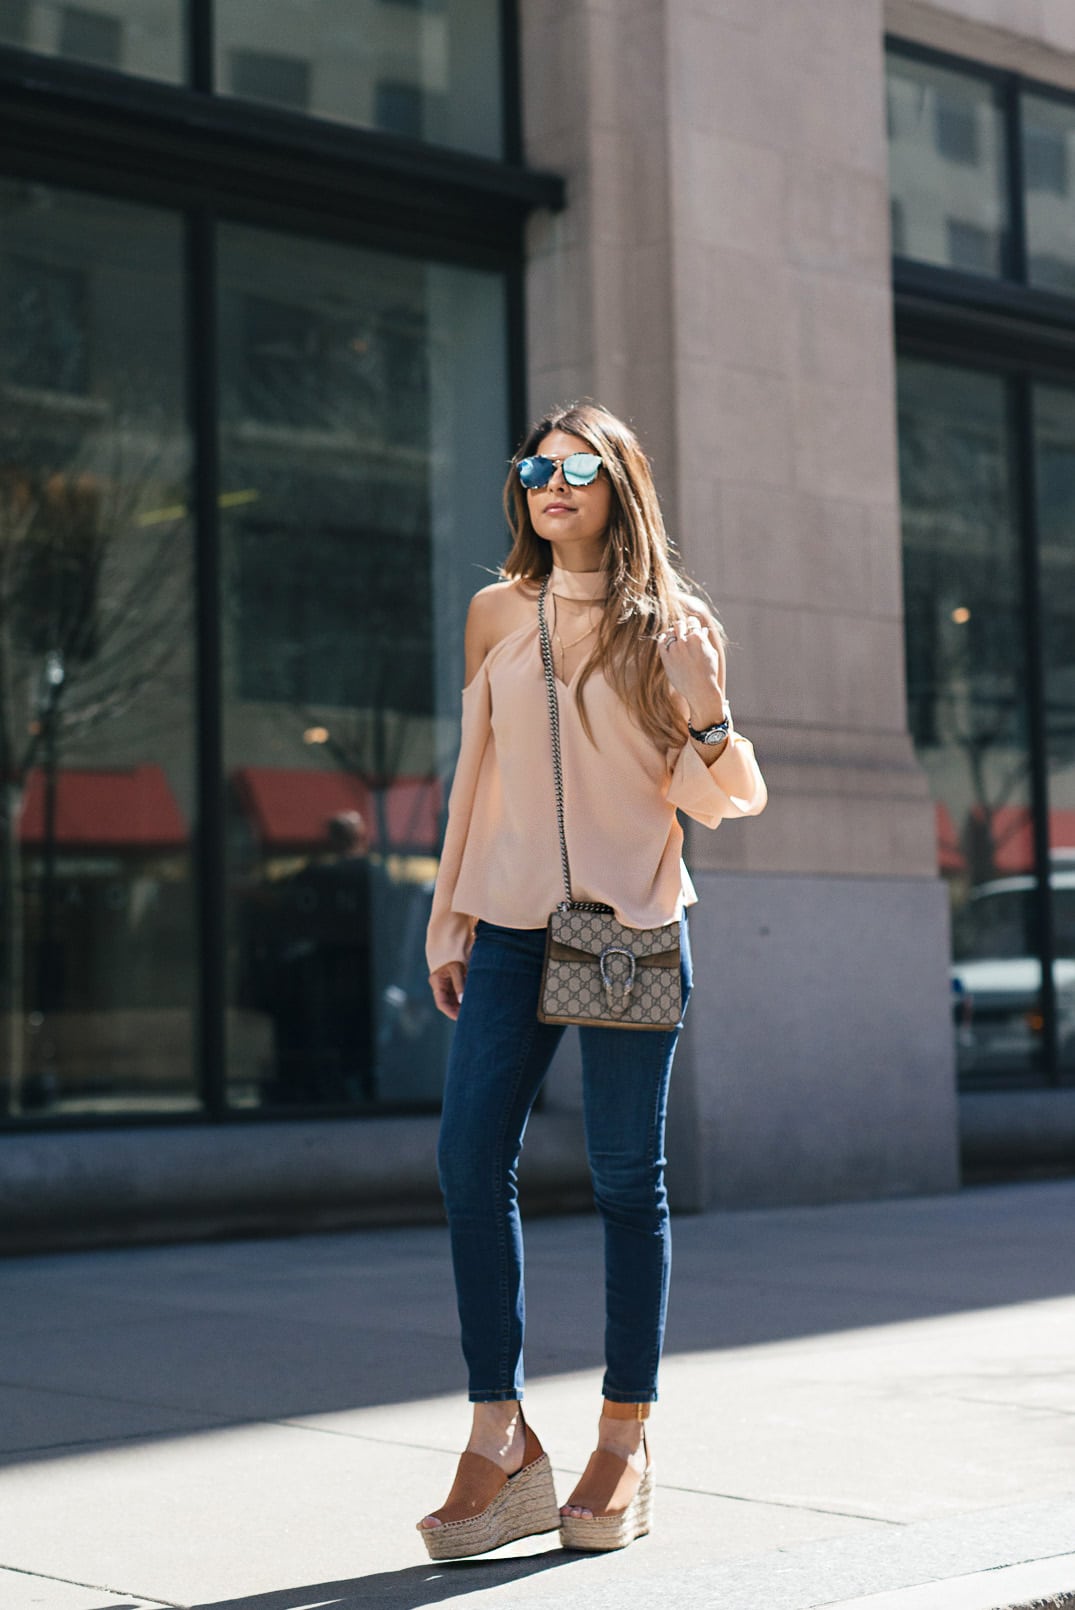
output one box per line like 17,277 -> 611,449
559,1400 -> 653,1553
418,1410 -> 561,1561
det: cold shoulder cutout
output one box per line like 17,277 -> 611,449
426,568 -> 767,973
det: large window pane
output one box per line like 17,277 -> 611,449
0,2 -> 187,83
1034,383 -> 1075,1079
0,180 -> 196,1117
214,0 -> 503,158
886,53 -> 1010,277
1023,94 -> 1075,294
897,356 -> 1041,1085
219,221 -> 507,1111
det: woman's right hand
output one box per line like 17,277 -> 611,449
429,962 -> 466,1021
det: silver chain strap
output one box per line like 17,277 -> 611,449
537,573 -> 613,916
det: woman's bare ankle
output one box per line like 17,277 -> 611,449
467,1400 -> 527,1470
419,1401 -> 526,1530
597,1409 -> 647,1456
558,1406 -> 649,1520
595,1403 -> 646,1468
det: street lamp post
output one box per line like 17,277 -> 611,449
32,650 -> 65,1105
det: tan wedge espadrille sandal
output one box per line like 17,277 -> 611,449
559,1399 -> 653,1553
418,1411 -> 561,1561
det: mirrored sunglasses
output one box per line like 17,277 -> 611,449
517,452 -> 602,489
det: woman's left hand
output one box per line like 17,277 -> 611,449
656,615 -> 726,721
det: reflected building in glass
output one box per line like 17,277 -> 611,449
888,41 -> 1075,1094
0,182 -> 196,1115
3,0 -> 1075,1245
0,2 -> 525,1135
216,225 -> 506,1111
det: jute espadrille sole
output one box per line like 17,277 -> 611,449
421,1451 -> 561,1561
558,1463 -> 654,1552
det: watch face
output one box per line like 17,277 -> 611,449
690,720 -> 729,743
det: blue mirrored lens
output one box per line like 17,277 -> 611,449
518,453 -> 602,489
563,453 -> 601,486
517,456 -> 554,488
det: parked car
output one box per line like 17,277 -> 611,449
950,864 -> 1075,1079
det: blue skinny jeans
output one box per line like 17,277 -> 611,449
436,915 -> 693,1404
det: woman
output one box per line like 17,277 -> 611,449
418,402 -> 766,1559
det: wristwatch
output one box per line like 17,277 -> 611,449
687,710 -> 731,745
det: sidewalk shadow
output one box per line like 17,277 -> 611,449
183,1548 -> 583,1610
2,1182 -> 1075,1469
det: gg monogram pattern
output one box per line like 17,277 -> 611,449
538,907 -> 683,1031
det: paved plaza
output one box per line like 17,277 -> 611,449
1,1180 -> 1074,1609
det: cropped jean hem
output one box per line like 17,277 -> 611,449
468,1389 -> 523,1403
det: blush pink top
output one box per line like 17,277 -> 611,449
425,566 -> 767,972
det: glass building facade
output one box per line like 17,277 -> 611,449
0,1 -> 504,154
0,4 -> 554,1123
888,40 -> 1075,1090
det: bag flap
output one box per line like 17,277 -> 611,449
548,907 -> 681,961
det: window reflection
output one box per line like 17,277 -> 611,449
8,255 -> 89,393
60,5 -> 122,66
1035,383 -> 1075,1078
886,53 -> 1009,277
0,179 -> 196,1117
218,221 -> 507,1110
0,1 -> 186,82
229,48 -> 310,111
1024,95 -> 1075,294
935,88 -> 980,165
945,220 -> 994,275
214,0 -> 502,157
1,1 -> 503,155
897,356 -> 1041,1084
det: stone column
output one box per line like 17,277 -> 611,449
521,0 -> 959,1205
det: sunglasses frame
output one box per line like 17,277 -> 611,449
516,452 -> 603,490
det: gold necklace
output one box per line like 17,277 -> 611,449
553,599 -> 599,679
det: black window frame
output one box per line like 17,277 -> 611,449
0,10 -> 563,1134
887,36 -> 1075,313
888,36 -> 1075,1090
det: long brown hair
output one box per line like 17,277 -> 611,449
502,401 -> 721,749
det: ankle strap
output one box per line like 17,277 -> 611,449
602,1399 -> 651,1420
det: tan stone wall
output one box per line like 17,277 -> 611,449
522,0 -> 938,884
522,0 -> 679,522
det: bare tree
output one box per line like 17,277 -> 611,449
0,419 -> 189,1114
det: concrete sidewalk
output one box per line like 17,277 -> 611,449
0,1179 -> 1074,1610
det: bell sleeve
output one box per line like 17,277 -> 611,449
666,727 -> 767,830
425,661 -> 494,973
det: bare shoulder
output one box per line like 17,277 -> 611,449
464,577 -> 537,683
469,577 -> 535,642
469,576 -> 520,618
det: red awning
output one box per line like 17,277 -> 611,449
935,803 -> 965,873
934,803 -> 1075,877
18,764 -> 187,850
232,767 -> 441,851
1050,811 -> 1075,854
